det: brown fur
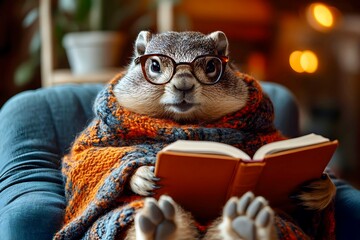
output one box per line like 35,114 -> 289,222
296,173 -> 336,210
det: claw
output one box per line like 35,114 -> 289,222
152,177 -> 161,182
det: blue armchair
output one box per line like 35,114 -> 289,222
0,82 -> 358,239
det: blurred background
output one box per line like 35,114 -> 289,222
0,0 -> 359,187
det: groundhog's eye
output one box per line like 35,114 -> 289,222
150,60 -> 161,74
205,59 -> 217,77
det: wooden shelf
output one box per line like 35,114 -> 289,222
50,68 -> 122,85
40,0 -> 124,87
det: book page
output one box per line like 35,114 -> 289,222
161,140 -> 251,160
252,134 -> 330,160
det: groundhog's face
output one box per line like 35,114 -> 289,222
114,31 -> 248,123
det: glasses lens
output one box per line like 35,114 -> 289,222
143,55 -> 173,84
194,56 -> 223,84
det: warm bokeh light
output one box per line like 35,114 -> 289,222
289,51 -> 304,73
313,3 -> 334,28
306,3 -> 339,31
300,51 -> 318,73
289,50 -> 319,74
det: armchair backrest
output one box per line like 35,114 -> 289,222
261,82 -> 299,138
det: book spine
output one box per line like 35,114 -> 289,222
227,162 -> 266,198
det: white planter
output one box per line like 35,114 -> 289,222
63,31 -> 125,75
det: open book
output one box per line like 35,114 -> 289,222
154,134 -> 338,221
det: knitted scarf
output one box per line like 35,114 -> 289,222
54,73 -> 335,240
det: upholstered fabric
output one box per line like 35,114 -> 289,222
0,84 -> 102,240
0,82 -> 358,239
333,178 -> 360,240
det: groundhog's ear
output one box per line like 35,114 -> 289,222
135,31 -> 152,56
208,31 -> 229,56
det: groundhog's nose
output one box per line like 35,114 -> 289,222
172,72 -> 196,94
173,82 -> 195,93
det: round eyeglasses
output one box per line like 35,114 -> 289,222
134,54 -> 229,85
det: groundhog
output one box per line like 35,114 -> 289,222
54,31 -> 336,240
111,31 -> 335,240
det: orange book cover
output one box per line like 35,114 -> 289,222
154,135 -> 338,221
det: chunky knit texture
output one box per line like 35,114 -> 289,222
54,73 -> 335,239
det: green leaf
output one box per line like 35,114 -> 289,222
29,30 -> 41,54
89,0 -> 103,31
58,0 -> 76,13
75,0 -> 92,23
23,8 -> 38,28
14,60 -> 37,87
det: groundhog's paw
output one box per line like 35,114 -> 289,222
295,173 -> 336,210
130,166 -> 159,196
135,195 -> 178,240
219,192 -> 277,240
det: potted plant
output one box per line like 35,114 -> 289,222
59,0 -> 142,75
15,0 -> 141,85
